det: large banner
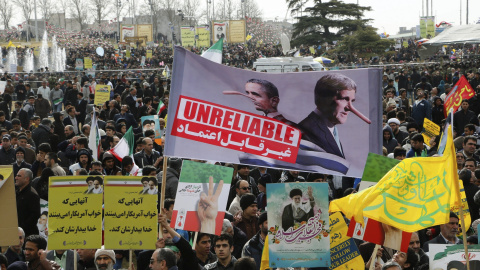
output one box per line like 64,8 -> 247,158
171,160 -> 233,235
103,176 -> 157,250
0,166 -> 17,246
137,24 -> 153,42
212,21 -> 227,42
429,244 -> 480,269
121,24 -> 135,42
165,47 -> 382,177
267,183 -> 330,268
196,25 -> 211,47
181,26 -> 196,47
48,176 -> 103,249
228,20 -> 245,43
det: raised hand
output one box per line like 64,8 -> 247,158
198,176 -> 224,234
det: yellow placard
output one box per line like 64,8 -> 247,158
84,57 -> 93,69
403,41 -> 409,47
422,118 -> 440,146
196,26 -> 211,47
33,47 -> 40,57
228,20 -> 246,43
47,176 -> 103,249
0,167 -> 17,246
126,49 -> 131,58
103,176 -> 157,250
181,26 -> 195,47
329,212 -> 364,270
137,24 -> 153,43
146,50 -> 152,59
94,85 -> 111,106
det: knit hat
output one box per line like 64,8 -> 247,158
15,146 -> 25,155
95,247 -> 116,263
289,188 -> 302,198
258,211 -> 267,225
240,193 -> 257,210
258,174 -> 272,187
387,118 -> 400,125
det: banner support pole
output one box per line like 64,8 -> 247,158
159,157 -> 168,238
458,186 -> 470,270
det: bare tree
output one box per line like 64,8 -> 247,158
57,0 -> 69,28
242,0 -> 262,19
216,0 -> 236,20
181,0 -> 201,18
0,0 -> 13,29
69,0 -> 89,30
38,0 -> 53,25
13,0 -> 34,40
90,0 -> 112,26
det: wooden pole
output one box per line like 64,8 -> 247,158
159,157 -> 168,238
458,193 -> 470,270
74,251 -> 77,270
192,232 -> 198,250
129,250 -> 133,270
369,244 -> 381,270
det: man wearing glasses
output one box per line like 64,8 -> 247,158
228,180 -> 250,215
149,249 -> 177,270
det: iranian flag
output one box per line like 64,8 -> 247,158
88,109 -> 101,161
110,126 -> 139,175
157,100 -> 166,116
201,37 -> 223,64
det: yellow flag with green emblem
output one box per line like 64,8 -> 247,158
330,126 -> 461,233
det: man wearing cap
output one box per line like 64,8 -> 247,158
234,193 -> 259,239
94,248 -> 115,270
13,147 -> 32,177
281,187 -> 315,231
0,134 -> 15,165
422,212 -> 462,252
242,212 -> 268,269
388,118 -> 409,145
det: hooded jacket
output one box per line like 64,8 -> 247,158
383,125 -> 398,154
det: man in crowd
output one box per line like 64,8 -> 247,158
242,212 -> 268,269
423,212 -> 462,252
0,134 -> 16,165
235,194 -> 259,239
24,234 -> 55,270
228,180 -> 250,215
204,234 -> 237,270
134,137 -> 162,168
4,227 -> 25,265
45,152 -> 66,176
77,249 -> 97,270
15,168 -> 40,237
94,248 -> 115,270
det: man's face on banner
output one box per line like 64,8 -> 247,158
328,89 -> 356,125
245,83 -> 276,113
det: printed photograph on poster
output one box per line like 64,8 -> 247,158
266,182 -> 330,268
84,176 -> 104,194
170,160 -> 233,235
429,244 -> 480,269
139,176 -> 158,194
141,115 -> 162,139
165,47 -> 382,178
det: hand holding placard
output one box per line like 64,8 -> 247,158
198,176 -> 224,234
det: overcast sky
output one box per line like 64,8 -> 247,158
256,0 -> 480,35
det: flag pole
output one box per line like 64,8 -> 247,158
458,190 -> 470,270
368,244 -> 381,270
159,157 -> 167,238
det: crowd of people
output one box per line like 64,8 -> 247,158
2,38 -> 480,270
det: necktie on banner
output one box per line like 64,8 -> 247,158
329,126 -> 461,233
443,75 -> 475,117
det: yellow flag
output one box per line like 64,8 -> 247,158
260,235 -> 269,270
246,34 -> 252,41
330,126 -> 460,233
6,41 -> 13,48
309,46 -> 315,54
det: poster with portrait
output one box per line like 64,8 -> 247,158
75,58 -> 84,70
429,244 -> 480,269
266,182 -> 330,268
103,176 -> 157,250
170,160 -> 233,235
165,47 -> 382,177
141,115 -> 162,139
212,21 -> 227,42
48,176 -> 103,250
38,199 -> 49,240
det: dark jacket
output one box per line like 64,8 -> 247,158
158,168 -> 180,199
133,149 -> 161,168
75,99 -> 88,124
431,97 -> 445,126
0,145 -> 15,165
242,231 -> 264,269
412,99 -> 432,129
16,183 -> 40,237
383,125 -> 398,154
423,234 -> 463,252
11,109 -> 29,130
453,109 -> 476,134
34,98 -> 51,120
204,256 -> 237,270
13,160 -> 32,178
32,124 -> 51,147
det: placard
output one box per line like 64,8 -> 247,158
94,84 -> 111,106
